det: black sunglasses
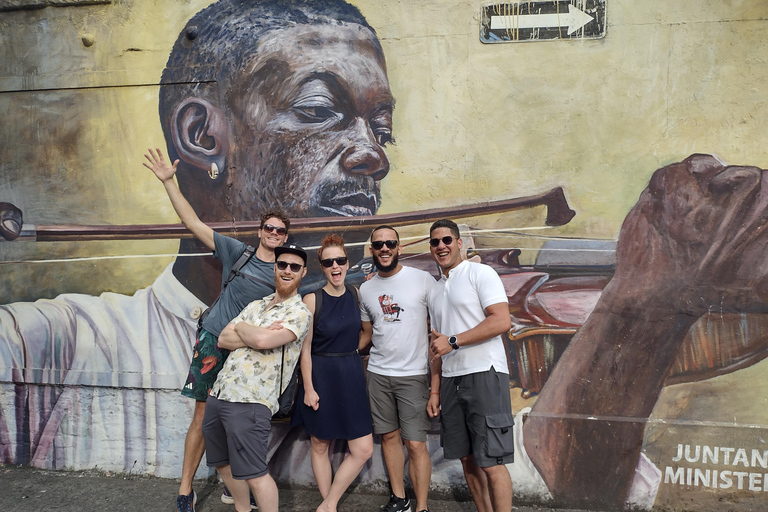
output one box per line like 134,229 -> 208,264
429,236 -> 455,247
321,257 -> 348,268
275,260 -> 303,273
262,224 -> 287,236
371,240 -> 398,250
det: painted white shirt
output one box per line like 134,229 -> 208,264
0,264 -> 206,476
427,260 -> 509,377
359,266 -> 435,377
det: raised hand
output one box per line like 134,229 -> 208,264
143,147 -> 179,183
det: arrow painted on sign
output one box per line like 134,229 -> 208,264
490,4 -> 594,36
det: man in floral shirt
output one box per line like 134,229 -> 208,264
202,244 -> 312,512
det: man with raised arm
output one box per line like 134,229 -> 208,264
427,219 -> 515,512
144,148 -> 289,511
358,225 -> 437,512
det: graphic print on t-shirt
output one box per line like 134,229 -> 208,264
378,294 -> 405,322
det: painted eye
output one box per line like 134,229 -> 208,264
295,106 -> 341,123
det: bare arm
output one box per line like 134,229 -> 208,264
427,345 -> 442,418
300,294 -> 319,410
359,320 -> 373,353
143,148 -> 214,250
218,323 -> 247,350
430,302 -> 511,357
234,321 -> 298,350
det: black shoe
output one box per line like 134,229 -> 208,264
380,493 -> 411,512
176,490 -> 197,512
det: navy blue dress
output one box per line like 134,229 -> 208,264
291,289 -> 372,440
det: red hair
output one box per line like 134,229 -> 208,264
317,233 -> 346,261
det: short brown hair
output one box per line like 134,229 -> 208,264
260,210 -> 290,232
317,233 -> 346,261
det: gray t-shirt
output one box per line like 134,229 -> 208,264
201,232 -> 275,336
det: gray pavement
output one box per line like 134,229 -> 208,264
0,465 -> 594,512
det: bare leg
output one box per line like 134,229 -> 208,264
481,464 -> 512,512
217,465 -> 251,512
310,436 -> 333,498
461,455 -> 492,512
404,439 -> 431,511
381,429 -> 406,499
249,473 -> 280,512
317,435 -> 374,512
178,400 -> 206,495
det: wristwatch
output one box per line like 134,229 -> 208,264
448,335 -> 460,351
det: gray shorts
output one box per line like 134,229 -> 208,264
366,371 -> 431,442
202,396 -> 271,480
440,367 -> 515,467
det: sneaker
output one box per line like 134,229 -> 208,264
380,493 -> 411,512
221,485 -> 258,510
176,490 -> 197,512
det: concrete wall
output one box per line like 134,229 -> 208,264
2,1 -> 768,510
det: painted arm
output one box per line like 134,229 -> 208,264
429,302 -> 511,357
300,294 -> 319,410
143,148 -> 214,250
523,154 -> 768,508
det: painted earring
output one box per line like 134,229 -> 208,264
208,162 -> 219,180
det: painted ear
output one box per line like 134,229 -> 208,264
170,97 -> 230,178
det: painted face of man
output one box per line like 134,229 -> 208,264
227,22 -> 394,220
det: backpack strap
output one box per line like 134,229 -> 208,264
223,245 -> 256,289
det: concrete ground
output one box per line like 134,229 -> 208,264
0,465 -> 595,512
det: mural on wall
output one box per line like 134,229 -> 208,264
2,0 -> 768,510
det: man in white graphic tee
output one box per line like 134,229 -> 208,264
359,225 -> 437,512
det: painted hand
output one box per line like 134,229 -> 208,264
615,153 -> 768,315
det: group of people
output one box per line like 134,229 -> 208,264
144,148 -> 516,512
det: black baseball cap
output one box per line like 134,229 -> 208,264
275,243 -> 308,265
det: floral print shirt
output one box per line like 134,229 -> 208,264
210,293 -> 311,412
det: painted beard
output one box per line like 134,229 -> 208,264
373,250 -> 399,273
275,275 -> 301,296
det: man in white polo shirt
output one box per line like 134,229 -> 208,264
359,225 -> 437,512
427,219 -> 514,512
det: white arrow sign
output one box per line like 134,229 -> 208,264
490,4 -> 594,36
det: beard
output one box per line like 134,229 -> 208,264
275,275 -> 301,297
373,251 -> 399,273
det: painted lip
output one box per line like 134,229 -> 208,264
319,191 -> 379,217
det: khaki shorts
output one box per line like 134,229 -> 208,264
366,372 -> 431,442
440,367 -> 515,467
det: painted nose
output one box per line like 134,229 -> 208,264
341,118 -> 389,180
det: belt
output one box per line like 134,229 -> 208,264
312,349 -> 359,357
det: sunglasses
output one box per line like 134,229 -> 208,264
371,240 -> 398,250
275,260 -> 303,273
262,224 -> 287,236
321,257 -> 348,268
429,236 -> 455,247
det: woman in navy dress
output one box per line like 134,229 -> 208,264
291,234 -> 373,512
